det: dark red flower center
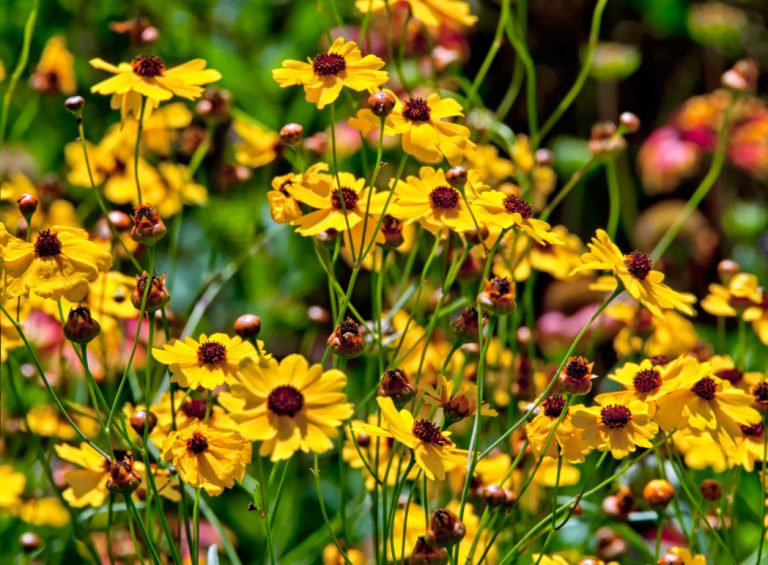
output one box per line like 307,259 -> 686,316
131,54 -> 165,77
490,276 -> 512,296
331,187 -> 359,211
181,399 -> 208,420
381,214 -> 402,236
542,395 -> 566,418
186,431 -> 209,454
197,341 -> 227,366
402,97 -> 431,122
412,419 -> 450,445
649,355 -> 671,366
565,356 -> 590,380
429,186 -> 459,210
624,251 -> 652,281
312,52 -> 346,76
740,422 -> 764,437
633,369 -> 662,394
753,382 -> 768,403
600,405 -> 632,429
691,377 -> 717,400
716,368 -> 743,385
503,195 -> 532,219
267,385 -> 304,417
34,230 -> 62,257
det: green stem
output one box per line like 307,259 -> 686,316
313,453 -> 353,564
125,494 -> 162,564
467,0 -> 511,107
134,96 -> 147,204
605,157 -> 621,239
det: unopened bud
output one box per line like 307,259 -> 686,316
657,552 -> 685,565
63,306 -> 101,344
409,536 -> 448,565
753,382 -> 768,413
195,88 -> 232,122
717,259 -> 741,283
445,166 -> 469,188
477,276 -> 515,315
643,479 -> 675,508
378,368 -> 417,408
478,484 -> 517,507
129,409 -> 158,436
534,148 -> 554,167
619,112 -> 640,133
380,214 -> 404,248
368,90 -> 396,117
327,317 -> 365,359
279,123 -> 304,146
106,456 -> 142,495
450,307 -> 488,343
131,204 -> 166,244
425,508 -> 466,548
234,313 -> 262,338
558,356 -> 595,395
64,95 -> 85,115
700,479 -> 722,501
132,272 -> 171,312
107,210 -> 132,231
721,58 -> 759,92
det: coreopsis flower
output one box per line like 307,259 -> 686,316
161,421 -> 251,495
526,395 -> 587,463
30,36 -> 76,95
0,466 -> 25,511
233,119 -> 280,168
571,397 -> 658,459
355,0 -> 477,27
558,355 -> 597,395
218,355 -> 354,461
322,544 -> 367,565
655,364 -> 761,448
422,375 -> 497,426
528,226 -> 585,280
571,229 -> 696,318
350,92 -> 473,165
608,302 -> 700,358
17,498 -> 69,528
0,223 -> 112,302
343,417 -> 416,490
730,422 -> 768,472
388,166 -> 477,234
144,163 -> 207,217
90,55 -> 221,122
673,429 -> 729,472
289,171 -> 387,236
464,143 -> 515,185
659,547 -> 707,565
473,191 -> 561,245
744,291 -> 768,345
391,504 -> 427,561
598,356 -> 696,407
268,163 -> 331,224
355,397 -> 468,480
53,443 -> 111,507
708,354 -> 763,393
702,272 -> 762,316
152,333 -> 260,390
272,37 -> 387,109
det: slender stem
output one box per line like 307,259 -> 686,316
134,96 -> 147,204
605,156 -> 621,239
313,453 -> 353,564
329,101 -> 357,264
467,0 -> 510,107
505,13 -> 538,143
125,494 -> 162,564
757,419 -> 768,564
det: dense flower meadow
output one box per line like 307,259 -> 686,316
1,0 -> 768,564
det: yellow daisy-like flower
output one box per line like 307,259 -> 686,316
673,429 -> 729,472
661,547 -> 707,565
571,229 -> 696,318
608,302 -> 700,359
344,417 -> 415,490
571,397 -> 658,459
701,272 -> 762,317
473,190 -> 562,245
18,498 -> 69,528
526,395 -> 587,463
388,166 -> 477,234
233,119 -> 280,169
707,354 -> 763,393
355,0 -> 477,27
356,396 -> 468,481
0,223 -> 112,302
730,421 -> 768,472
655,364 -> 761,449
218,355 -> 354,461
30,35 -> 76,95
744,291 -> 768,345
464,143 -> 515,185
288,170 -> 388,236
161,421 -> 251,496
598,356 -> 696,407
350,91 -> 473,165
90,55 -> 221,122
268,163 -> 330,224
272,37 -> 387,109
0,465 -> 25,511
145,162 -> 208,217
53,443 -> 110,508
152,333 -> 260,390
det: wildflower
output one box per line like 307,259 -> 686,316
63,305 -> 101,344
161,421 -> 251,495
272,37 -> 387,109
267,162 -> 330,224
218,354 -> 354,461
744,290 -> 768,345
145,163 -> 208,217
473,191 -> 562,245
129,408 -> 158,436
378,368 -> 417,408
105,455 -> 142,495
355,397 -> 467,480
708,354 -> 763,392
356,0 -> 477,27
0,465 -> 25,511
528,225 -> 586,280
701,272 -> 762,317
559,356 -> 597,395
131,204 -> 167,243
425,508 -> 466,548
53,443 -> 111,507
526,394 -> 587,463
450,306 -> 487,343
658,547 -> 707,565
131,272 -> 171,311
90,55 -> 221,122
643,479 -> 675,508
152,333 -> 259,390
327,317 -> 366,359
388,166 -> 477,234
600,356 -> 694,407
233,119 -> 281,168
571,397 -> 658,459
30,36 -> 76,95
322,544 -> 367,565
368,90 -> 396,117
350,92 -> 473,165
609,303 -> 700,359
655,364 -> 761,448
409,536 -> 449,564
571,229 -> 696,318
422,375 -> 497,426
0,223 -> 112,302
477,276 -> 516,315
16,193 -> 39,217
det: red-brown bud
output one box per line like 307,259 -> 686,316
279,123 -> 304,146
195,88 -> 232,122
379,214 -> 404,248
19,532 -> 41,553
378,368 -> 417,408
451,306 -> 488,343
234,313 -> 262,338
619,112 -> 640,133
16,193 -> 38,217
106,455 -> 142,495
558,356 -> 596,395
445,166 -> 469,188
409,536 -> 448,564
327,317 -> 365,358
131,272 -> 171,312
129,409 -> 158,436
131,204 -> 166,244
477,276 -> 515,315
63,306 -> 101,344
64,95 -> 85,115
368,90 -> 396,118
700,479 -> 722,501
425,508 -> 466,548
643,479 -> 675,508
717,259 -> 741,283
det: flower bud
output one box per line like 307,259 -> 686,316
619,112 -> 640,133
19,532 -> 41,553
477,276 -> 515,315
589,121 -> 626,155
279,123 -> 304,146
378,368 -> 417,408
63,306 -> 101,344
643,479 -> 675,508
308,305 -> 330,325
558,355 -> 595,395
578,559 -> 602,565
445,166 -> 469,188
721,58 -> 759,93
129,409 -> 158,436
106,456 -> 142,495
234,313 -> 262,338
327,317 -> 365,358
108,210 -> 132,232
131,204 -> 166,244
409,536 -> 448,565
450,306 -> 488,343
315,228 -> 338,246
657,552 -> 685,565
16,193 -> 38,217
465,225 -> 489,246
602,485 -> 634,519
195,88 -> 232,122
132,272 -> 171,312
700,479 -> 722,501
478,484 -> 516,507
717,259 -> 741,283
368,90 -> 396,118
425,508 -> 466,548
380,214 -> 404,248
534,148 -> 554,167
64,95 -> 85,115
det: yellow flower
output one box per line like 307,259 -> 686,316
391,503 -> 427,561
272,37 -> 387,109
447,501 -> 497,563
655,364 -> 761,449
533,555 -> 571,565
30,35 -> 76,95
356,396 -> 468,480
218,354 -> 354,461
1,297 -> 25,362
608,302 -> 700,358
730,422 -> 768,472
0,465 -> 26,511
707,354 -> 763,393
572,229 -> 696,318
344,416 -> 416,490
0,59 -> 5,81
18,498 -> 69,527
355,0 -> 477,27
571,397 -> 658,459
233,119 -> 280,168
350,91 -> 473,165
744,291 -> 768,345
53,443 -> 110,508
662,547 -> 707,565
90,55 -> 221,122
268,163 -> 330,224
701,272 -> 762,317
152,333 -> 260,390
598,356 -> 695,407
673,429 -> 729,472
529,226 -> 585,280
388,166 -> 477,234
26,403 -> 100,441
322,544 -> 367,565
161,421 -> 251,496
464,143 -> 515,185
473,190 -> 562,245
526,395 -> 587,463
0,223 -> 113,302
289,170 -> 388,236
146,162 -> 208,217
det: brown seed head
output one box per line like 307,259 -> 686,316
268,385 -> 305,417
131,54 -> 165,77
